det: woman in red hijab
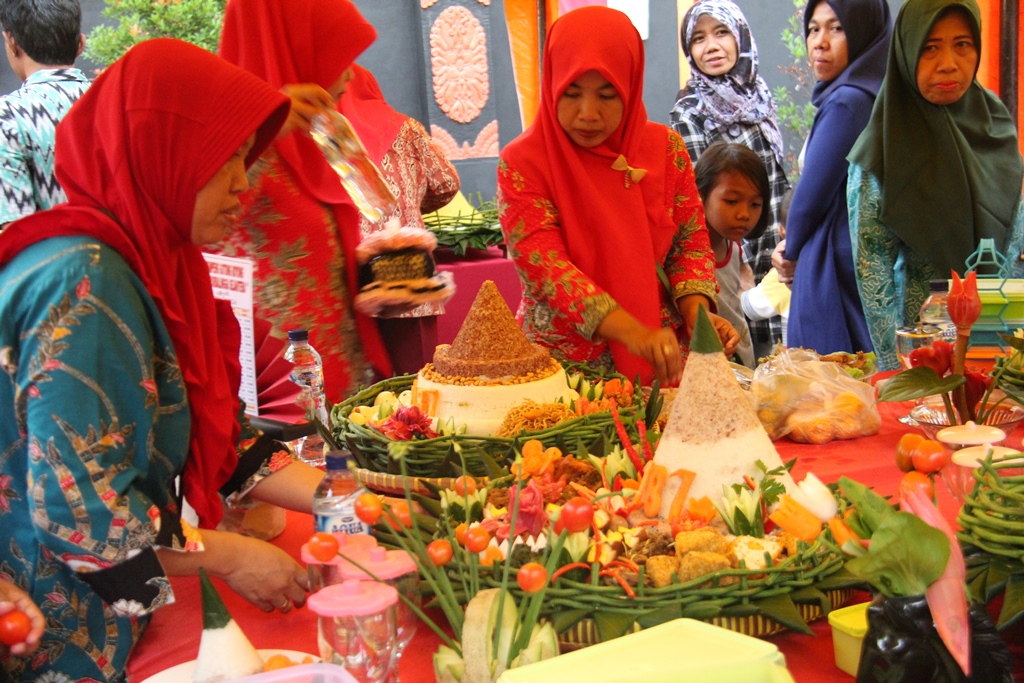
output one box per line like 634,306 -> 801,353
216,0 -> 392,404
0,40 -> 311,683
339,64 -> 460,372
498,6 -> 737,386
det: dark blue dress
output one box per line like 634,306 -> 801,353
785,85 -> 875,355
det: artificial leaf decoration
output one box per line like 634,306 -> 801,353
689,305 -> 723,354
876,367 -> 965,402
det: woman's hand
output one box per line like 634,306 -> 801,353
156,529 -> 309,614
596,308 -> 681,385
0,578 -> 45,656
772,239 -> 796,284
677,294 -> 740,358
214,534 -> 309,613
278,83 -> 335,138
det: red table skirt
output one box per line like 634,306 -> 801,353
127,400 -> 1024,682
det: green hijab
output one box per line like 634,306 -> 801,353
848,0 -> 1022,275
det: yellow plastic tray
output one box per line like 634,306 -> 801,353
828,602 -> 869,677
497,619 -> 794,683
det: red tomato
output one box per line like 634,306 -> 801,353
895,433 -> 924,473
453,476 -> 477,497
354,493 -> 383,526
900,471 -> 935,501
911,439 -> 950,474
454,522 -> 469,547
0,609 -> 31,647
516,562 -> 548,593
558,497 -> 595,534
464,526 -> 491,553
426,539 -> 454,566
307,532 -> 340,562
385,501 -> 413,530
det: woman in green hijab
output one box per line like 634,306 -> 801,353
848,0 -> 1024,370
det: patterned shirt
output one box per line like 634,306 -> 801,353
670,105 -> 790,361
498,129 -> 717,373
0,68 -> 90,225
849,163 -> 1024,371
0,236 -> 293,682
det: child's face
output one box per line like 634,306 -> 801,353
704,170 -> 763,242
689,14 -> 738,77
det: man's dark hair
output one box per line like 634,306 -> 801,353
780,185 -> 795,228
0,0 -> 81,65
694,140 -> 772,241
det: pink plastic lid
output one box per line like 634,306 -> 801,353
300,532 -> 378,566
307,579 -> 397,617
338,547 -> 417,581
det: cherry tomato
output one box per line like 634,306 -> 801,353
426,539 -> 454,567
911,439 -> 950,474
480,546 -> 504,567
385,501 -> 413,530
516,562 -> 548,593
895,433 -> 924,473
464,526 -> 491,553
558,497 -> 595,534
900,471 -> 935,501
354,493 -> 383,526
0,609 -> 31,647
454,522 -> 469,547
453,476 -> 477,497
307,532 -> 340,562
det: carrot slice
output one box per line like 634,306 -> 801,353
769,495 -> 824,542
667,469 -> 697,524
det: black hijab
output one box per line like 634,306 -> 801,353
804,0 -> 892,107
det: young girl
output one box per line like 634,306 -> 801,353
695,141 -> 770,368
670,0 -> 790,361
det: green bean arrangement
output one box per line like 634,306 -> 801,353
957,453 -> 1024,562
423,198 -> 504,256
330,373 -> 644,478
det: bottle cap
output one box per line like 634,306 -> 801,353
324,451 -> 351,471
288,328 -> 309,342
307,579 -> 397,617
928,279 -> 949,293
339,547 -> 418,581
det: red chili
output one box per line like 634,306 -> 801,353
743,475 -> 757,491
636,418 -> 654,462
611,405 -> 644,473
551,562 -> 591,584
599,568 -> 636,598
605,559 -> 639,572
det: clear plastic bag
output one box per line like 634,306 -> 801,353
751,348 -> 881,444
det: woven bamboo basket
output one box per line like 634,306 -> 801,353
332,373 -> 644,479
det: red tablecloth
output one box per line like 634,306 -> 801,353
127,400 -> 1024,682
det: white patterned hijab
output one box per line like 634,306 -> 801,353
679,0 -> 784,164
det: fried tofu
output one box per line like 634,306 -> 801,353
674,527 -> 729,560
676,551 -> 732,584
729,535 -> 784,571
645,555 -> 680,588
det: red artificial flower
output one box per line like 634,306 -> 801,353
377,405 -> 439,441
948,271 -> 981,332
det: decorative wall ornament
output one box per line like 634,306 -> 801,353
477,0 -> 491,4
430,6 -> 490,124
431,120 -> 500,159
420,0 -> 439,8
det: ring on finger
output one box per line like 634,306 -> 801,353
279,598 -> 291,609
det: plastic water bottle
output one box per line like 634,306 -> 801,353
919,279 -> 957,344
284,328 -> 329,466
313,451 -> 370,535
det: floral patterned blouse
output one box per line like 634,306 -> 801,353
0,236 -> 292,683
357,119 -> 459,317
497,130 -> 717,372
849,163 -> 1024,371
212,148 -> 373,403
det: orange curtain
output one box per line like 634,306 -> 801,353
504,0 -> 561,130
974,0 -> 1000,94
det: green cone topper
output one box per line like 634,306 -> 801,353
689,304 -> 723,355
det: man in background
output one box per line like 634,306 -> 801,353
0,0 -> 89,229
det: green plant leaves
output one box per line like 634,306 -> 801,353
876,367 -> 965,402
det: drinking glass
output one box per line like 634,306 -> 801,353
308,580 -> 398,683
894,325 -> 943,370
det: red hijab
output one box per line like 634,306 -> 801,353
500,6 -> 676,382
218,0 -> 392,379
219,0 -> 377,205
340,64 -> 407,165
0,39 -> 289,528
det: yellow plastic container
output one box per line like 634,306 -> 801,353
497,618 -> 794,683
828,602 -> 869,677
